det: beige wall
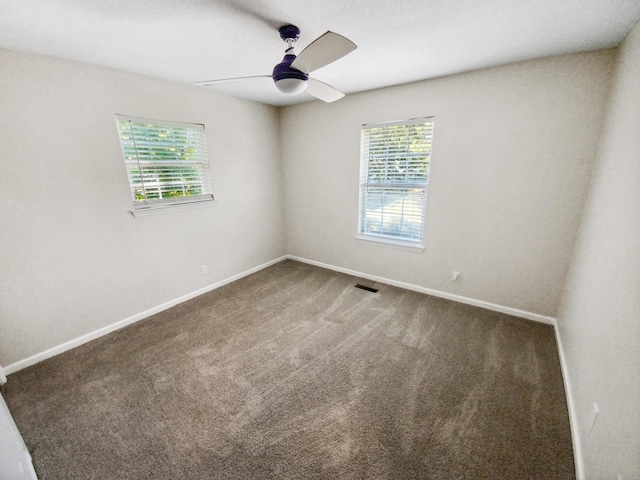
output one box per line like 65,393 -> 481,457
0,49 -> 286,366
556,22 -> 640,480
281,51 -> 614,317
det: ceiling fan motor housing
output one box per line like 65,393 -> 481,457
273,63 -> 308,93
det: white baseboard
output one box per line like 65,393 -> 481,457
286,255 -> 556,325
6,253 -> 555,375
4,256 -> 288,375
552,321 -> 584,480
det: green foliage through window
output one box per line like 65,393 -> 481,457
116,115 -> 213,208
359,118 -> 434,243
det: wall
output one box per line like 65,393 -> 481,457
0,49 -> 285,367
556,22 -> 640,479
281,51 -> 614,318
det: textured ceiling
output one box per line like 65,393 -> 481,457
1,0 -> 639,106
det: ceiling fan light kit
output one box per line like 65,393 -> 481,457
274,76 -> 308,94
197,24 -> 356,103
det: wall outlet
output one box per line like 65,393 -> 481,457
201,265 -> 208,275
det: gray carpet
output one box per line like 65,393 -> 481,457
3,260 -> 575,479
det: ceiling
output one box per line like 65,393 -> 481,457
1,0 -> 639,106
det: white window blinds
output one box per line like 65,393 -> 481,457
116,115 -> 214,212
358,117 -> 434,246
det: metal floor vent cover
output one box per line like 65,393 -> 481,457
355,284 -> 379,293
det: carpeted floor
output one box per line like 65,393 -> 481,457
3,260 -> 575,479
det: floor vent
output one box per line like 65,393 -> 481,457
355,284 -> 379,293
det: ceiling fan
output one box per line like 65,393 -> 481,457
196,24 -> 357,103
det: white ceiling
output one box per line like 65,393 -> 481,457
1,0 -> 639,106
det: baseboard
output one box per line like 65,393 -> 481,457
4,256 -> 288,375
5,253 -> 555,370
552,321 -> 584,480
286,255 -> 556,325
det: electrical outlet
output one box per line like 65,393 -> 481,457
201,265 -> 208,275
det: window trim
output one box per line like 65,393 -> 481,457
115,114 -> 215,216
129,197 -> 217,217
356,117 -> 434,250
355,234 -> 425,253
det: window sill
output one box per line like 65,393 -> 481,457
355,234 -> 425,253
130,199 -> 217,217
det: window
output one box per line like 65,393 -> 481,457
358,117 -> 434,250
116,115 -> 214,215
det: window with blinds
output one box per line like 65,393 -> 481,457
115,115 -> 214,214
358,117 -> 434,248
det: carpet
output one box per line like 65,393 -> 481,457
3,260 -> 575,479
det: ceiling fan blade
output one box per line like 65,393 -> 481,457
306,78 -> 345,103
291,31 -> 356,74
195,75 -> 271,86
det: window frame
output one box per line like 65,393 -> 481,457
115,114 -> 215,217
356,117 -> 435,252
